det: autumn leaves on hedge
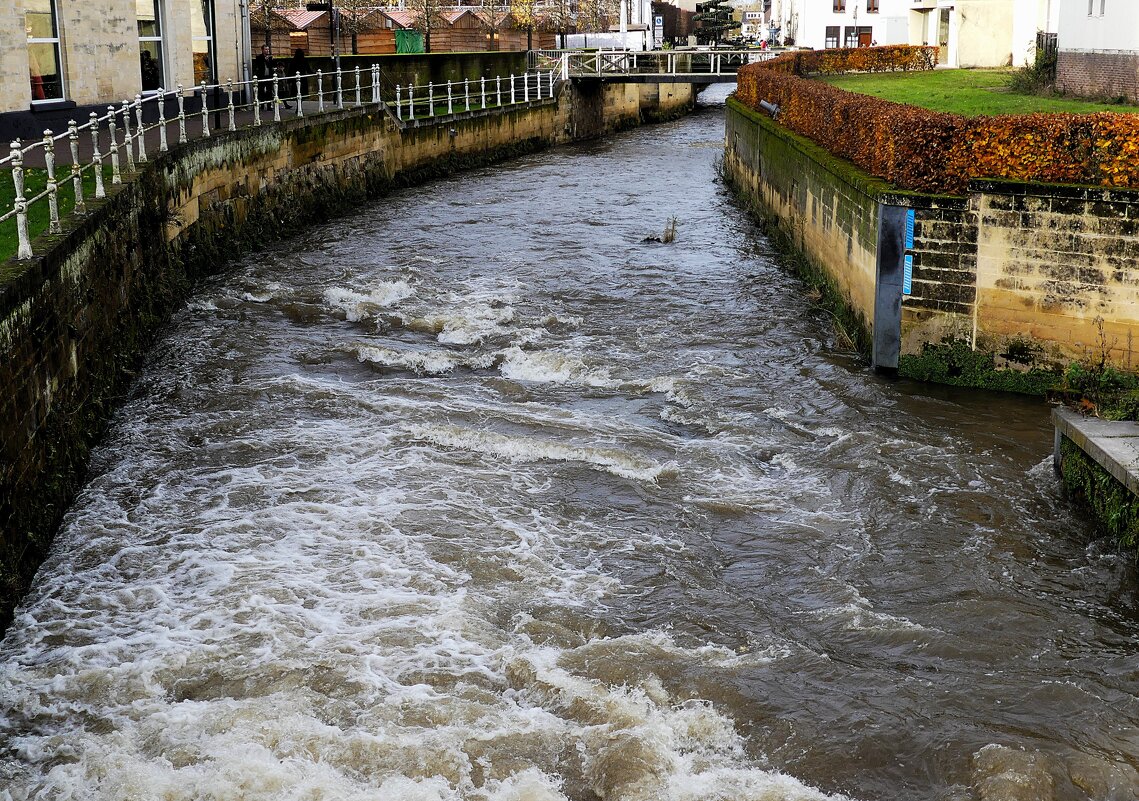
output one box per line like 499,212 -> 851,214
736,47 -> 1139,195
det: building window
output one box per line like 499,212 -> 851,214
867,0 -> 879,12
1088,0 -> 1106,15
845,25 -> 871,47
833,0 -> 846,11
26,0 -> 65,102
191,0 -> 215,85
138,0 -> 165,91
825,26 -> 839,48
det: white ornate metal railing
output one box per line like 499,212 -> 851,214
530,48 -> 779,77
2,62 -> 560,261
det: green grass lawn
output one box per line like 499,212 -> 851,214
820,69 -> 1139,116
1,166 -> 112,265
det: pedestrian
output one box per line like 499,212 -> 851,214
252,45 -> 275,107
289,48 -> 309,101
140,50 -> 160,91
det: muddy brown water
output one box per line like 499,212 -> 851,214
2,85 -> 1138,801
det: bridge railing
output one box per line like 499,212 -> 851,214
546,49 -> 779,78
2,63 -> 559,261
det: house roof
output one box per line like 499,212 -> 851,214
279,9 -> 328,30
249,7 -> 295,31
442,9 -> 480,24
381,9 -> 415,29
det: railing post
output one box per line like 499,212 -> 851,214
11,141 -> 32,259
68,120 -> 85,215
562,53 -> 569,82
354,65 -> 361,106
481,76 -> 486,108
90,112 -> 105,199
135,95 -> 147,162
447,80 -> 452,115
429,82 -> 435,117
372,65 -> 380,104
253,79 -> 262,126
199,82 -> 210,136
464,79 -> 470,112
177,84 -> 187,143
396,84 -> 402,120
108,106 -> 121,185
524,72 -> 529,103
121,100 -> 135,173
336,66 -> 343,109
43,129 -> 61,234
227,81 -> 236,131
497,75 -> 502,106
272,74 -> 281,122
296,73 -> 304,117
317,71 -> 325,112
510,73 -> 516,104
408,84 -> 414,118
158,88 -> 169,151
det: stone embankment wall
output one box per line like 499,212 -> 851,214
0,79 -> 696,629
724,97 -> 1139,373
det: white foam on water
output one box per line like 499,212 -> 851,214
409,424 -> 678,483
799,585 -> 930,635
497,346 -> 621,389
324,281 -> 415,321
354,343 -> 497,375
503,646 -> 855,801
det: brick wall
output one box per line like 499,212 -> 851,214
902,199 -> 978,350
1056,50 -> 1139,102
974,181 -> 1139,368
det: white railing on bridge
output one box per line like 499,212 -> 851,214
2,63 -> 559,261
530,48 -> 778,78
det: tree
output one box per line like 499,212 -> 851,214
405,0 -> 447,51
511,0 -> 542,51
694,0 -> 737,44
544,0 -> 575,48
577,0 -> 617,34
335,0 -> 380,55
480,0 -> 511,51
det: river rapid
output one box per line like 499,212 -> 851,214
2,85 -> 1139,801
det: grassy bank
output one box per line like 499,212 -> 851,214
820,69 -> 1139,116
1,167 -> 116,264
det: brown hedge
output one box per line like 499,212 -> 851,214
736,47 -> 1139,195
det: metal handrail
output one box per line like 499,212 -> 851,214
2,62 -> 560,261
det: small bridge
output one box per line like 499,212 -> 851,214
529,49 -> 778,84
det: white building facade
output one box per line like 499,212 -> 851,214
1055,0 -> 1139,101
771,0 -> 912,50
765,0 -> 1058,67
3,0 -> 248,119
909,0 -> 1058,68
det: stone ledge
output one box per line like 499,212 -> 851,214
1053,406 -> 1139,496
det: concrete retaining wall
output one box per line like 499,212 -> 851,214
724,97 -> 1139,375
0,79 -> 696,629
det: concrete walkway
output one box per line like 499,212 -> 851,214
1053,406 -> 1139,495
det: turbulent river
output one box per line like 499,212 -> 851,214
3,85 -> 1139,801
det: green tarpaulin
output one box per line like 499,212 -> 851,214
396,30 -> 424,54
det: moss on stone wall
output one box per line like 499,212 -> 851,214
899,338 -> 1062,395
1059,436 -> 1139,552
722,163 -> 872,358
